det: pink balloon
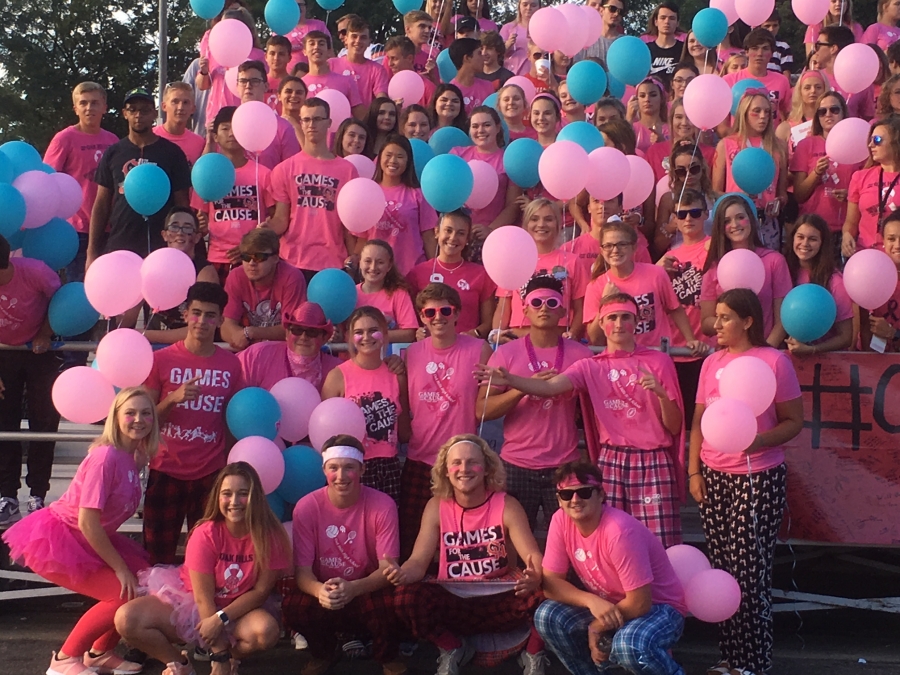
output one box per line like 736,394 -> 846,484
337,177 -> 387,234
209,19 -> 253,68
232,101 -> 278,153
585,147 -> 630,201
50,172 -> 83,220
52,366 -> 116,424
482,226 -> 540,290
556,4 -> 590,58
466,160 -> 499,209
710,0 -> 739,25
833,43 -> 879,94
654,175 -> 668,207
843,248 -> 899,310
792,0 -> 829,25
343,153 -> 376,180
316,89 -> 351,132
666,545 -> 712,589
685,569 -> 742,623
388,70 -> 425,107
96,329 -> 154,388
719,356 -> 777,417
225,67 -> 241,97
622,155 -> 655,210
308,398 -> 368,451
12,171 -> 60,229
580,5 -> 604,50
683,75 -> 732,130
538,140 -> 589,201
141,247 -> 197,311
824,117 -> 871,165
228,436 -> 285,494
85,250 -> 144,317
701,397 -> 758,454
506,76 -> 537,103
529,6 -> 568,53
717,248 -> 765,293
735,0 -> 773,27
269,377 -> 322,442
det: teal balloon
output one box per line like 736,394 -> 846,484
123,164 -> 171,216
22,218 -> 79,270
484,92 -> 499,109
191,153 -> 236,202
421,154 -> 473,212
266,492 -> 289,521
732,148 -> 775,196
731,79 -> 765,115
265,0 -> 300,35
410,138 -> 435,181
308,268 -> 357,323
227,387 -> 282,440
436,49 -> 457,83
503,138 -> 543,188
781,284 -> 836,343
558,122 -> 605,153
0,141 -> 42,179
0,152 -> 12,183
49,283 -> 100,337
276,445 -> 327,504
606,36 -> 651,86
316,0 -> 345,10
0,184 -> 26,237
692,8 -> 728,49
428,126 -> 472,155
190,0 -> 224,19
393,0 -> 423,12
6,228 -> 24,250
606,73 -> 626,99
566,61 -> 608,106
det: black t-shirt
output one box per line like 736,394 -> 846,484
94,136 -> 192,256
477,67 -> 514,90
647,39 -> 684,79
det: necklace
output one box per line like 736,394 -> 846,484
524,334 -> 565,373
436,257 -> 465,272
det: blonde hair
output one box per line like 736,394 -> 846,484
718,52 -> 747,76
431,434 -> 506,499
72,81 -> 107,104
91,387 -> 160,460
787,70 -> 828,124
163,81 -> 193,98
733,94 -> 785,165
522,198 -> 561,236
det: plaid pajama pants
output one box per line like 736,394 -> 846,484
142,469 -> 218,565
399,458 -> 433,559
502,461 -> 560,533
534,601 -> 685,675
597,445 -> 682,548
360,456 -> 402,508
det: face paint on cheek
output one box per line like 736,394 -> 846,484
353,333 -> 364,343
371,331 -> 384,342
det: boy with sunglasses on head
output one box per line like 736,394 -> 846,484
576,0 -> 625,69
220,228 -> 307,351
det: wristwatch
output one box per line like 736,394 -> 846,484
216,610 -> 230,625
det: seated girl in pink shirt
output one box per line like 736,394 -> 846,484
116,462 -> 291,675
3,387 -> 159,675
355,240 -> 418,343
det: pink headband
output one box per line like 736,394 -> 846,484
599,300 -> 638,320
640,76 -> 668,94
742,87 -> 769,99
556,474 -> 603,490
532,91 -> 561,111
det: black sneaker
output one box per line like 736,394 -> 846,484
0,497 -> 20,526
121,648 -> 147,666
194,646 -> 210,661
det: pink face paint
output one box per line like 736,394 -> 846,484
353,333 -> 365,343
371,331 -> 384,342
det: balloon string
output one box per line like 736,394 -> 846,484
255,157 -> 261,226
477,293 -> 506,437
675,138 -> 701,212
428,0 -> 447,58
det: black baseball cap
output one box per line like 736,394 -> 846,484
456,16 -> 478,33
123,88 -> 155,106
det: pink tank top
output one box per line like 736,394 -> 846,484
438,492 -> 508,580
338,360 -> 401,460
724,135 -> 779,209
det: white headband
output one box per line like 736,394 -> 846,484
322,445 -> 365,465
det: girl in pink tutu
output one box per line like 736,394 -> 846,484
115,462 -> 291,675
2,387 -> 159,675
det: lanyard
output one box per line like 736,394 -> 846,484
524,334 -> 565,373
878,168 -> 900,233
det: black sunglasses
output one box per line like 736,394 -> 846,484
532,51 -> 548,60
422,306 -> 454,319
814,41 -> 832,50
676,208 -> 706,219
673,164 -> 702,178
603,4 -> 625,14
240,251 -> 275,263
816,105 -> 841,117
557,487 -> 598,501
287,325 -> 324,337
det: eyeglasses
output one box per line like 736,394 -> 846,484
672,76 -> 695,85
287,325 -> 324,337
816,105 -> 842,117
602,4 -> 624,14
422,305 -> 454,319
557,487 -> 598,501
675,208 -> 706,219
527,296 -> 563,309
673,164 -> 702,178
166,224 -> 196,234
600,242 -> 633,252
300,116 -> 329,126
871,135 -> 885,146
237,77 -> 265,87
814,41 -> 832,50
240,252 -> 275,263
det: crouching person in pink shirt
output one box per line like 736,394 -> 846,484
534,461 -> 688,675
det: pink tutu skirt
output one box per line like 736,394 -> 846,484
2,509 -> 149,584
138,565 -> 207,646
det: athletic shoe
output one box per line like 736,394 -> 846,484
435,641 -> 474,675
47,652 -> 92,675
161,654 -> 194,675
0,497 -> 20,525
518,650 -> 549,675
28,496 -> 45,513
192,647 -> 210,662
83,651 -> 143,674
292,633 -> 309,650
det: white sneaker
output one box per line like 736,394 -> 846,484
293,633 -> 309,650
518,650 -> 549,675
0,497 -> 20,525
435,641 -> 474,675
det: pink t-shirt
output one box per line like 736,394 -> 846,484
407,260 -> 496,333
302,72 -> 363,108
255,116 -> 302,171
509,127 -> 539,142
406,335 -> 485,463
696,346 -> 801,473
181,520 -> 291,609
499,22 -> 531,76
700,248 -> 791,338
293,485 -> 399,581
223,260 -> 307,327
450,146 -> 509,228
862,22 -> 900,51
848,166 -> 900,251
790,135 -> 862,232
723,69 -> 791,120
43,125 -> 119,234
497,249 -> 586,328
583,262 -> 680,348
237,340 -> 342,391
269,153 -> 359,271
367,184 -> 437,275
265,75 -> 284,114
49,445 -> 141,531
822,71 -> 875,121
644,141 -> 716,184
665,238 -> 714,354
632,122 -> 669,155
438,492 -> 508,580
0,258 -> 60,345
488,337 -> 592,469
543,505 -> 687,614
565,347 -> 680,449
146,342 -> 243,481
329,57 -> 390,108
450,77 -> 495,115
355,285 -> 417,330
152,126 -> 206,166
338,360 -> 402,460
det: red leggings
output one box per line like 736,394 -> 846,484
42,567 -> 126,656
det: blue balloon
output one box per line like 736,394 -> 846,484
606,36 -> 651,86
6,228 -> 24,250
0,152 -> 12,184
22,218 -> 79,271
192,153 -> 236,202
227,387 -> 282,440
503,138 -> 543,188
731,79 -> 765,116
190,0 -> 224,19
712,192 -> 757,220
0,184 -> 26,237
606,73 -> 626,99
421,154 -> 474,212
265,0 -> 300,35
436,49 -> 457,83
484,92 -> 499,110
393,0 -> 423,12
266,491 -> 289,521
276,445 -> 328,504
316,0 -> 345,10
557,122 -> 605,153
0,141 -> 42,179
409,138 -> 435,181
49,283 -> 100,337
566,61 -> 608,106
781,284 -> 837,343
732,148 -> 776,196
692,8 -> 729,49
123,163 -> 171,216
308,268 -> 357,323
428,126 -> 472,155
